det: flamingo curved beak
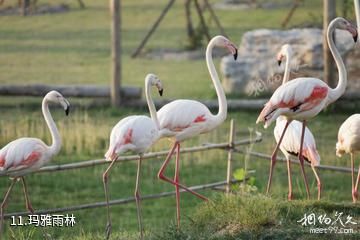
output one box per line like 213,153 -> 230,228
346,24 -> 358,42
158,89 -> 163,97
60,98 -> 70,116
233,48 -> 238,61
65,106 -> 70,116
278,60 -> 282,66
226,41 -> 238,61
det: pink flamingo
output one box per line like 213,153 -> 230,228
336,114 -> 360,203
256,17 -> 357,199
103,74 -> 163,239
0,91 -> 70,236
274,44 -> 321,200
156,35 -> 237,227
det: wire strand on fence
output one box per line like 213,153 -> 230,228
234,148 -> 359,173
4,179 -> 242,219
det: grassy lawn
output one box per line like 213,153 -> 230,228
156,194 -> 360,240
0,0 -> 328,99
0,107 -> 358,239
0,0 -> 359,239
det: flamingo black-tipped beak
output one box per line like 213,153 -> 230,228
354,33 -> 358,43
278,60 -> 282,66
233,48 -> 238,61
65,106 -> 70,116
158,89 -> 163,97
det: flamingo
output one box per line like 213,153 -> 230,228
256,17 -> 357,199
103,73 -> 164,239
156,35 -> 237,227
336,114 -> 360,203
274,44 -> 321,200
0,90 -> 70,237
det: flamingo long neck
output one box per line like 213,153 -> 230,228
145,78 -> 159,129
206,39 -> 227,124
327,21 -> 347,104
282,50 -> 291,85
42,98 -> 61,156
355,0 -> 360,37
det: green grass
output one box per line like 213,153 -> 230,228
0,107 -> 359,239
0,0 -> 359,239
0,0 -> 331,99
155,193 -> 360,240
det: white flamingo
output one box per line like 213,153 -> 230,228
336,114 -> 360,203
256,17 -> 357,199
156,35 -> 237,227
0,91 -> 70,236
103,74 -> 163,239
274,44 -> 321,200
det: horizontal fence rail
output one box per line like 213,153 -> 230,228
234,149 -> 359,173
4,179 -> 242,219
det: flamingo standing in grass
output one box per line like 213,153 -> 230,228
156,35 -> 238,227
103,74 -> 164,239
256,17 -> 357,199
274,44 -> 321,200
336,114 -> 360,203
0,91 -> 70,237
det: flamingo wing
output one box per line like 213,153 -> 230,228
157,99 -> 212,135
336,114 -> 360,155
0,138 -> 47,174
274,118 -> 320,166
257,78 -> 329,127
105,115 -> 159,161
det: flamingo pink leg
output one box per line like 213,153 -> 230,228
355,161 -> 360,197
351,153 -> 357,203
20,177 -> 50,240
158,141 -> 208,201
299,121 -> 310,199
174,143 -> 180,228
0,178 -> 17,237
102,158 -> 118,240
311,165 -> 321,200
286,157 -> 293,200
267,120 -> 291,194
21,177 -> 34,213
134,154 -> 144,238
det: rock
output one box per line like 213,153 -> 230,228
221,28 -> 356,96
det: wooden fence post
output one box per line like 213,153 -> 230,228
323,0 -> 336,88
226,119 -> 235,194
110,0 -> 121,107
